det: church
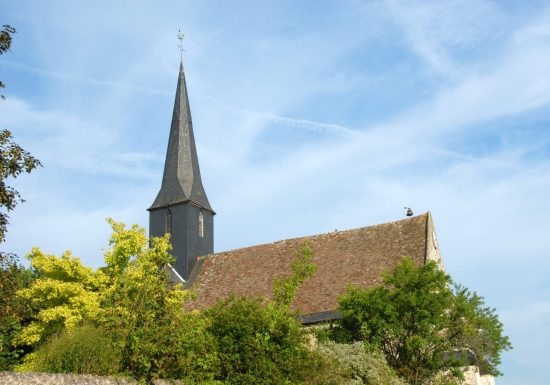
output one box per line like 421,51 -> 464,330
147,60 -> 494,385
147,58 -> 443,322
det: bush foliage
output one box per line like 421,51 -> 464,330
318,341 -> 407,385
21,323 -> 121,375
205,296 -> 308,385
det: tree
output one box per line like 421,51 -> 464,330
0,23 -> 41,369
0,24 -> 42,243
335,257 -> 511,385
0,253 -> 35,370
14,248 -> 106,346
0,25 -> 17,96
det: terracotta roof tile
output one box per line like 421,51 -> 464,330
187,213 -> 429,314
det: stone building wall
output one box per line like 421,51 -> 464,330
462,366 -> 496,385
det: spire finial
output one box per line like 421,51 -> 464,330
177,30 -> 185,64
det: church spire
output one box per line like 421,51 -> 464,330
148,36 -> 215,281
149,53 -> 213,213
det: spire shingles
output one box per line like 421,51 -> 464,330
149,62 -> 213,212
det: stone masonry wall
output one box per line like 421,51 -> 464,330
1,369 -> 496,385
0,372 -> 186,385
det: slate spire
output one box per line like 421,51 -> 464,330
149,61 -> 213,213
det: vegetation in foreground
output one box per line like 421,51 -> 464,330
0,219 -> 511,385
5,221 -> 328,384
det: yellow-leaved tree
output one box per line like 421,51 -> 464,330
15,248 -> 107,346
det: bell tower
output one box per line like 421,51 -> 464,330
148,56 -> 214,281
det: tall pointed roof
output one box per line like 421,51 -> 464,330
149,62 -> 213,212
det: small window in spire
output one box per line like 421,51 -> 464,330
165,209 -> 172,234
199,211 -> 204,238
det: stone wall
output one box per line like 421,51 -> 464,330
0,372 -> 186,385
1,369 -> 496,385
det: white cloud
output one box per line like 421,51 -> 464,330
0,98 -> 161,179
385,0 -> 506,75
0,60 -> 170,96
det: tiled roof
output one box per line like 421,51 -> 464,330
187,213 -> 430,315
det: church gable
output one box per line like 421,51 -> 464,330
187,213 -> 432,317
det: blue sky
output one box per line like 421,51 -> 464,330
1,0 -> 549,383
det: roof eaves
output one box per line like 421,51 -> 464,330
296,310 -> 343,325
148,198 -> 216,214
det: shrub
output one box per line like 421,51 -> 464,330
24,323 -> 121,375
204,296 -> 312,385
318,342 -> 407,385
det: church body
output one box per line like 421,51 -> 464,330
149,61 -> 494,385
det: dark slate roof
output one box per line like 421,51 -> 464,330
149,62 -> 213,212
187,213 -> 431,317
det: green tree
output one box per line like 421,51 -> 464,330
335,257 -> 511,385
0,129 -> 42,244
0,25 -> 17,95
0,24 -> 42,242
0,24 -> 41,368
0,253 -> 35,370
